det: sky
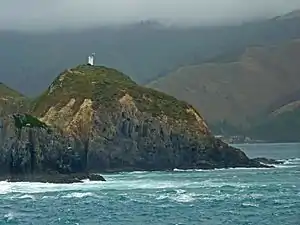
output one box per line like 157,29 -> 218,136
1,0 -> 300,30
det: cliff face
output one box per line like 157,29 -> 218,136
0,65 -> 262,175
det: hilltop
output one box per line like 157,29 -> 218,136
0,65 -> 269,181
0,82 -> 28,116
33,65 -> 210,137
273,9 -> 300,20
148,39 -> 300,126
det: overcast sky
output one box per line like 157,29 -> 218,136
1,0 -> 300,30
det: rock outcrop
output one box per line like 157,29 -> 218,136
0,65 -> 270,182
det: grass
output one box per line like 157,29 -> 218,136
13,113 -> 48,130
33,65 -> 196,123
0,82 -> 24,98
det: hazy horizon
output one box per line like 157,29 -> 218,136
1,0 -> 300,31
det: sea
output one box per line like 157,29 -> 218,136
0,143 -> 299,225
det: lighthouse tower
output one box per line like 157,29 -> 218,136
87,53 -> 95,66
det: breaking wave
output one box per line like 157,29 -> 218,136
61,192 -> 97,199
0,144 -> 298,225
3,212 -> 15,223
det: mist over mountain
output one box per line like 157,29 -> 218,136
1,9 -> 300,96
1,1 -> 300,30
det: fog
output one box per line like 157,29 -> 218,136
1,0 -> 300,30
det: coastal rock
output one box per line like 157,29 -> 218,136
0,65 -> 270,181
253,157 -> 284,165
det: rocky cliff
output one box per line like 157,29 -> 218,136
0,65 -> 265,178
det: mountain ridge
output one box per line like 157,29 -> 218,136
246,100 -> 300,142
148,39 -> 300,126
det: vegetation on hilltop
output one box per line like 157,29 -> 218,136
13,113 -> 48,130
33,65 -> 197,123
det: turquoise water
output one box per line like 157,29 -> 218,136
1,143 -> 299,225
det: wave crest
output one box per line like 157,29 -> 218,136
61,192 -> 96,199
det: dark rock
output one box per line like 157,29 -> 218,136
87,174 -> 106,181
252,157 -> 284,165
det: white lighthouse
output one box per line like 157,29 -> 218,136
87,53 -> 95,66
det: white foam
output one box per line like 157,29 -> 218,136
0,176 -> 250,195
198,179 -> 251,189
173,167 -> 276,173
17,194 -> 36,200
284,158 -> 300,165
171,193 -> 195,203
242,202 -> 259,207
41,195 -> 55,200
62,192 -> 95,199
127,171 -> 147,174
3,212 -> 15,222
175,189 -> 186,194
173,168 -> 204,172
0,158 -> 297,196
0,180 -> 105,194
0,181 -> 11,195
156,191 -> 196,203
272,164 -> 297,169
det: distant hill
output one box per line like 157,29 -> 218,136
273,9 -> 300,21
148,39 -> 300,126
246,101 -> 300,142
1,11 -> 300,96
0,82 -> 23,98
0,83 -> 28,116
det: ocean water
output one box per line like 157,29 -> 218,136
0,143 -> 299,225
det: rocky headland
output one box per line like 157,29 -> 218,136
0,65 -> 277,183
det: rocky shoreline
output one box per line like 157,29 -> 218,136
0,66 -> 284,183
0,157 -> 282,184
252,157 -> 284,165
0,173 -> 106,184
